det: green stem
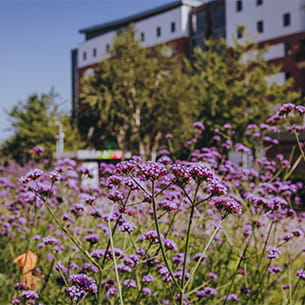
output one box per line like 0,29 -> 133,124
184,220 -> 223,290
283,154 -> 302,180
45,202 -> 100,269
253,221 -> 274,279
108,208 -> 124,305
293,130 -> 305,162
151,180 -> 181,291
181,202 -> 196,290
40,257 -> 56,294
245,260 -> 271,304
222,242 -> 250,305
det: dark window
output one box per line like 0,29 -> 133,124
196,11 -> 206,34
257,20 -> 264,33
284,42 -> 291,56
83,52 -> 87,60
192,39 -> 197,48
283,13 -> 291,27
213,5 -> 225,30
236,0 -> 242,12
285,72 -> 291,80
237,25 -> 243,39
171,22 -> 176,33
106,44 -> 110,52
213,31 -> 225,39
192,38 -> 205,50
156,26 -> 161,37
93,48 -> 97,57
257,0 -> 263,6
140,32 -> 145,42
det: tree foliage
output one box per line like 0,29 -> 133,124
191,38 -> 302,144
1,92 -> 82,163
79,28 -> 303,159
79,26 -> 196,160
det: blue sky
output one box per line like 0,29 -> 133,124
0,0 -> 175,142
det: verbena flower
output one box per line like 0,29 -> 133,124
195,286 -> 218,297
66,273 -> 97,301
296,269 -> 305,280
139,161 -> 167,180
20,168 -> 44,183
212,196 -> 242,216
122,279 -> 136,288
115,264 -> 132,273
116,160 -> 137,175
164,239 -> 178,251
171,164 -> 191,186
80,263 -> 99,274
266,246 -> 281,259
42,236 -> 60,246
13,282 -> 29,291
85,234 -> 99,244
108,189 -> 125,202
142,275 -> 154,282
19,290 -> 39,299
141,230 -> 163,243
268,265 -> 282,274
142,287 -> 152,295
223,294 -> 239,301
119,221 -> 136,233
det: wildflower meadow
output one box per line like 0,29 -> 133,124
1,104 -> 305,305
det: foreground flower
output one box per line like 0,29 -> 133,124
66,274 -> 97,302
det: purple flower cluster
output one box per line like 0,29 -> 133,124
212,196 -> 242,216
139,161 -> 168,180
66,274 -> 97,301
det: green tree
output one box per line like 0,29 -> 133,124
1,91 -> 82,163
191,38 -> 302,145
79,26 -> 196,160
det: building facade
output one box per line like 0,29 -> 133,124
72,0 -> 305,118
225,0 -> 305,87
72,0 -> 203,118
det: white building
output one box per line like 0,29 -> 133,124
72,0 -> 305,117
72,0 -> 204,117
225,0 -> 305,85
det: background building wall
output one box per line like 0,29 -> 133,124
77,6 -> 192,69
226,0 -> 305,45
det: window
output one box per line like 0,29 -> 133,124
285,72 -> 291,80
156,26 -> 161,37
257,20 -> 264,33
257,0 -> 263,6
192,39 -> 197,48
171,22 -> 176,33
236,0 -> 242,12
283,13 -> 291,27
284,42 -> 291,56
93,48 -> 97,57
83,51 -> 87,61
192,38 -> 205,50
106,44 -> 110,52
237,25 -> 244,39
196,11 -> 206,34
140,32 -> 145,42
213,5 -> 225,30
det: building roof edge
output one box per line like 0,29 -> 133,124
79,0 -> 204,35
